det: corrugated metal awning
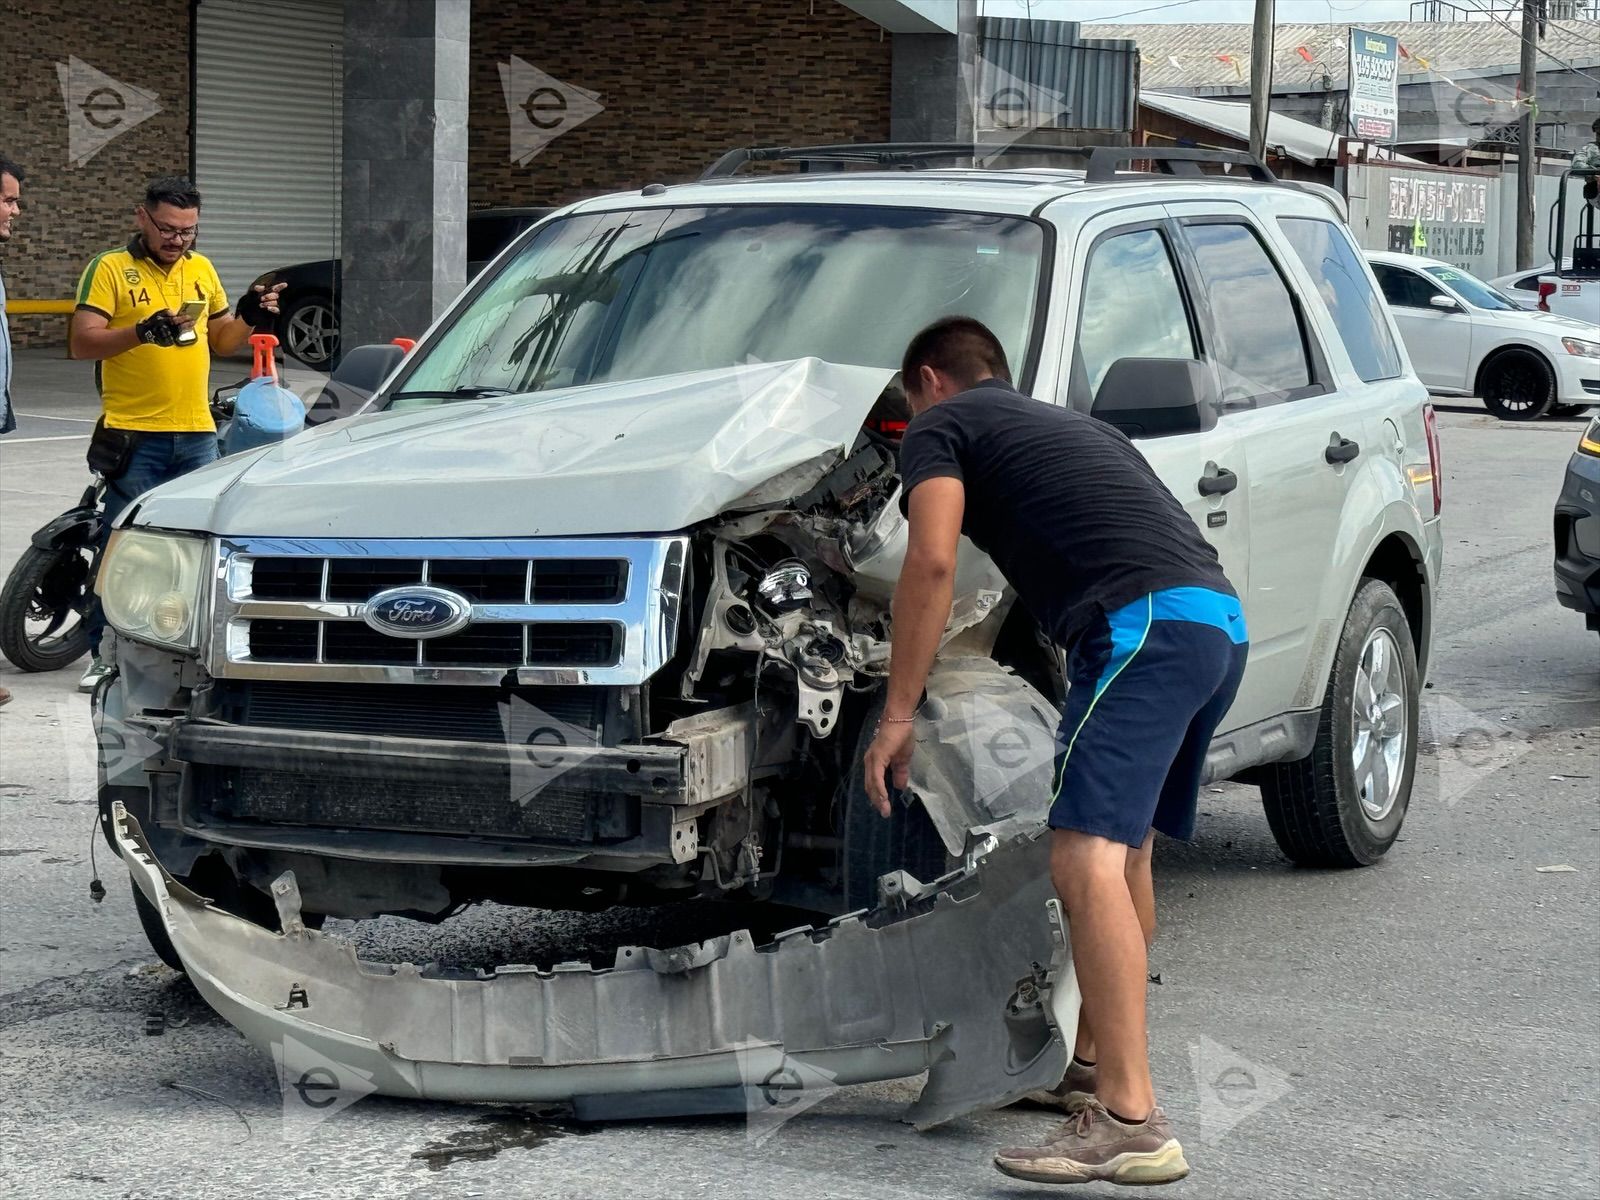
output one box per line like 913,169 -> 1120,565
1141,90 -> 1424,166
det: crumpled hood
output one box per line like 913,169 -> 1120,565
132,359 -> 895,538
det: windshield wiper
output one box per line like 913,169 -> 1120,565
387,385 -> 515,402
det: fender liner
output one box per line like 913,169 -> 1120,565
30,506 -> 101,552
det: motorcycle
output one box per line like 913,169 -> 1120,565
0,334 -> 309,674
0,480 -> 103,672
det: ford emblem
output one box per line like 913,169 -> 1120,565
363,585 -> 472,639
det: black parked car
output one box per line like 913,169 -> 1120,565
1555,412 -> 1600,640
236,207 -> 552,369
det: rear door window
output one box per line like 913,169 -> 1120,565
1278,217 -> 1403,382
1181,221 -> 1314,403
1074,227 -> 1197,404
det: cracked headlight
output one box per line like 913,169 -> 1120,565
97,529 -> 209,651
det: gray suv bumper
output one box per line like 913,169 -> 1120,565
115,802 -> 1070,1127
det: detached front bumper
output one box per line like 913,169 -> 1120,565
115,802 -> 1070,1127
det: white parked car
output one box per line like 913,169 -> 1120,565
1369,250 -> 1600,420
1487,261 -> 1568,311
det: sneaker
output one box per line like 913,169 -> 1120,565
78,658 -> 113,694
994,1098 -> 1190,1186
0,686 -> 11,707
1022,1056 -> 1098,1113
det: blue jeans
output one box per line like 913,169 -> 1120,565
88,431 -> 219,655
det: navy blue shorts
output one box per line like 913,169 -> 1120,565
1048,588 -> 1249,847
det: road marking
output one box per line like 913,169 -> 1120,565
20,413 -> 98,424
0,434 -> 91,443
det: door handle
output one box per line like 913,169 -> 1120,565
1197,461 -> 1238,497
1325,434 -> 1361,465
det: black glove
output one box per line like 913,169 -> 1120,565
136,311 -> 180,347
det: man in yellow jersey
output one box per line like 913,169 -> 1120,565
70,175 -> 283,692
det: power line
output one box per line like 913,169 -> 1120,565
1460,0 -> 1600,86
1083,0 -> 1203,22
1545,17 -> 1600,50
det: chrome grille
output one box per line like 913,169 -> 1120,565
248,556 -> 626,604
217,680 -> 607,743
209,537 -> 686,686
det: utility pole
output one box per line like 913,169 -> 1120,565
1249,0 -> 1275,162
1516,0 -> 1540,271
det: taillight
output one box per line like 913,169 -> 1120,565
1423,403 -> 1442,516
866,418 -> 908,439
1537,281 -> 1556,312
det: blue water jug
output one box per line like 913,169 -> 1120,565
220,333 -> 305,456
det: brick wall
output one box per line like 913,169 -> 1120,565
468,0 -> 893,209
1,0 -> 192,347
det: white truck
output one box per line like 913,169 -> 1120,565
1538,168 -> 1600,325
100,143 -> 1444,1121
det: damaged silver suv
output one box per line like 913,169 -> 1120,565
99,145 -> 1443,1121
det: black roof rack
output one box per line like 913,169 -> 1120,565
701,142 -> 1277,184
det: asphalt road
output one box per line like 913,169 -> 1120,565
1,354 -> 1596,1200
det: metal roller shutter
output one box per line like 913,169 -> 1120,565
193,0 -> 342,308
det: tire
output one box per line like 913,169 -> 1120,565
839,696 -> 952,913
130,882 -> 185,972
1260,578 -> 1419,868
280,294 -> 339,370
0,543 -> 93,672
1481,350 -> 1556,421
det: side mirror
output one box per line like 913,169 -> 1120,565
302,342 -> 406,426
1429,294 -> 1462,312
1091,358 -> 1218,439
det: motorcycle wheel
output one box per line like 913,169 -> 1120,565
0,543 -> 94,672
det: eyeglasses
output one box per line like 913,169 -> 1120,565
148,217 -> 198,242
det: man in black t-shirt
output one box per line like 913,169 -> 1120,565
862,316 -> 1248,1187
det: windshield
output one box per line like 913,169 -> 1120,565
1424,265 -> 1519,312
390,204 -> 1046,404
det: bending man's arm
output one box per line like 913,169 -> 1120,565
862,476 -> 965,816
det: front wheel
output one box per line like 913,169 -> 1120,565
1481,351 -> 1555,421
0,543 -> 94,672
130,882 -> 185,972
1260,578 -> 1419,867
